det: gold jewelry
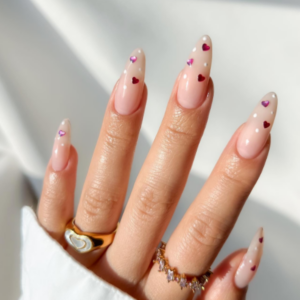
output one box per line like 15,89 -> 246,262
153,242 -> 213,293
64,219 -> 118,253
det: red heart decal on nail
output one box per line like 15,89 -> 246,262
58,130 -> 66,137
261,101 -> 270,107
198,74 -> 205,82
251,266 -> 257,272
202,43 -> 210,51
263,121 -> 270,128
186,58 -> 194,66
132,77 -> 139,84
130,56 -> 137,63
259,237 -> 264,243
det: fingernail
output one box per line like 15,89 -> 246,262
114,48 -> 145,115
177,35 -> 212,109
235,227 -> 264,289
237,92 -> 278,159
51,119 -> 71,171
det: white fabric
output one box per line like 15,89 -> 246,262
21,206 -> 134,300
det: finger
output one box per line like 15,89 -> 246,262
146,92 -> 277,299
197,228 -> 264,300
38,119 -> 77,244
103,36 -> 213,284
197,250 -> 248,300
75,48 -> 146,235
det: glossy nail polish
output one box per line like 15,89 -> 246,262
235,228 -> 264,289
114,48 -> 146,115
51,119 -> 71,171
237,92 -> 278,159
177,35 -> 212,109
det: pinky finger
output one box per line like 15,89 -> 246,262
37,119 -> 78,245
197,228 -> 264,300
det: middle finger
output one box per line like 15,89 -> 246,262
102,36 -> 213,284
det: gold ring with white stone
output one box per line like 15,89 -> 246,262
64,219 -> 118,253
153,242 -> 213,293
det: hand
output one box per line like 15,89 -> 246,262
37,35 -> 277,300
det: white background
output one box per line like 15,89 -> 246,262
0,0 -> 299,299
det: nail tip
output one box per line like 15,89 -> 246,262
201,34 -> 212,41
132,47 -> 145,57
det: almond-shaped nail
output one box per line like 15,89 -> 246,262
177,35 -> 212,109
237,92 -> 278,159
51,119 -> 71,171
235,228 -> 264,289
114,48 -> 145,115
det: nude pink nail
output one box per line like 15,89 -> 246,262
177,35 -> 212,109
237,92 -> 278,159
114,48 -> 145,115
235,228 -> 264,289
51,119 -> 71,171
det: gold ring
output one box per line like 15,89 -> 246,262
64,219 -> 118,253
153,242 -> 213,293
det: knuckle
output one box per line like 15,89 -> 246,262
187,213 -> 225,249
132,185 -> 175,225
163,119 -> 199,146
42,173 -> 66,207
220,160 -> 252,191
103,123 -> 135,151
82,185 -> 120,219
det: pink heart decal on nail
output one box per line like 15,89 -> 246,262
250,265 -> 257,272
202,43 -> 210,51
259,237 -> 264,243
186,58 -> 194,66
261,101 -> 270,107
58,130 -> 66,137
198,74 -> 205,82
130,56 -> 137,63
263,121 -> 270,128
132,77 -> 139,84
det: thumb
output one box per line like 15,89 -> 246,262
197,227 -> 264,300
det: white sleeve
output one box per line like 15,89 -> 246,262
21,206 -> 135,300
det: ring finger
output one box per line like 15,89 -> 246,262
72,48 -> 147,263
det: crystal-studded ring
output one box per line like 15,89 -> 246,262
153,241 -> 213,293
64,219 -> 119,254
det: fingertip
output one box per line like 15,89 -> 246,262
197,249 -> 248,300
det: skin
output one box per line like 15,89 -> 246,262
37,37 -> 273,300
